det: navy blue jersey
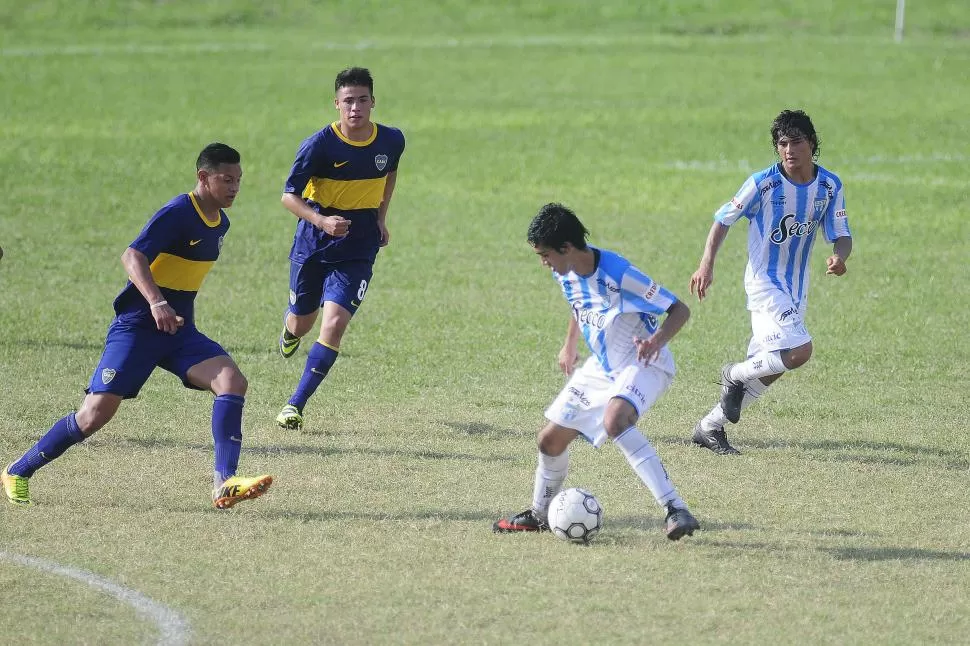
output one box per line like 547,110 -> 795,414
113,193 -> 229,325
283,122 -> 405,263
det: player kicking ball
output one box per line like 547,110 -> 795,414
494,204 -> 700,541
2,144 -> 272,509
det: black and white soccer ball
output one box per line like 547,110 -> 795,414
547,488 -> 603,543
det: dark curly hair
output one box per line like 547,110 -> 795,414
771,109 -> 820,159
527,203 -> 589,252
335,67 -> 374,94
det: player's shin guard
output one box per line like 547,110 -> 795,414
613,427 -> 684,509
289,342 -> 339,411
8,413 -> 86,478
531,450 -> 568,520
212,394 -> 244,487
729,350 -> 787,382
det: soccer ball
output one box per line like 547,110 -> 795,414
547,488 -> 603,543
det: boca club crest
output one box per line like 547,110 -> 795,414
374,154 -> 388,171
101,368 -> 117,384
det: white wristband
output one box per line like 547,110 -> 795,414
150,300 -> 169,310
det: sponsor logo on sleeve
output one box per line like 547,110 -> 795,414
731,197 -> 744,210
835,209 -> 846,218
643,282 -> 659,300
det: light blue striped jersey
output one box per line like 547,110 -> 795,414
715,163 -> 851,312
554,247 -> 678,376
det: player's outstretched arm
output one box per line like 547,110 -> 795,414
826,236 -> 852,276
634,300 -> 690,365
558,316 -> 580,376
121,248 -> 181,334
689,222 -> 730,301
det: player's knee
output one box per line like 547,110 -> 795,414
783,342 -> 813,369
217,370 -> 248,396
290,312 -> 316,337
75,403 -> 116,435
537,426 -> 569,456
603,404 -> 638,438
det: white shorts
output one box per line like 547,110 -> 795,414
544,357 -> 672,448
747,291 -> 812,356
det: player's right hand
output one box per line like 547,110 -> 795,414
558,346 -> 578,376
152,304 -> 182,335
689,265 -> 714,301
319,215 -> 351,237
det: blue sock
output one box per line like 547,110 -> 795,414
9,413 -> 86,478
212,394 -> 244,484
288,342 -> 338,412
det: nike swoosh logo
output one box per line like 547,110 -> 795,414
189,239 -> 202,246
333,161 -> 349,168
351,300 -> 361,307
310,368 -> 327,376
229,436 -> 242,443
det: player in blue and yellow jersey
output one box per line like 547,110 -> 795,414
275,67 -> 405,430
493,204 -> 700,541
688,110 -> 853,455
1,144 -> 273,509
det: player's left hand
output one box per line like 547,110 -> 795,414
633,335 -> 662,365
378,221 -> 390,247
825,255 -> 847,276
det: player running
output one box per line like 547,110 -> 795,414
689,109 -> 853,455
494,204 -> 700,541
275,67 -> 405,431
2,144 -> 272,509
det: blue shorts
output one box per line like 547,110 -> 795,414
287,259 -> 373,316
87,319 -> 228,399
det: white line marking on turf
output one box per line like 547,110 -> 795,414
2,32 -> 968,58
0,550 -> 190,646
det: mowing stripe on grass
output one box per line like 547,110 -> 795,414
0,550 -> 191,646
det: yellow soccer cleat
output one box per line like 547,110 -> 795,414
2,466 -> 31,506
212,474 -> 273,510
276,404 -> 304,430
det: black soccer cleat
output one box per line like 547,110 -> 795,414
664,503 -> 700,541
719,363 -> 745,424
493,509 -> 549,533
692,422 -> 741,456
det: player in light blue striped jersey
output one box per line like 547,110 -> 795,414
494,204 -> 699,540
689,110 -> 853,455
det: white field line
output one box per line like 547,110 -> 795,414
0,550 -> 191,646
2,32 -> 968,58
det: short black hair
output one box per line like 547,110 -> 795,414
196,143 -> 240,171
335,67 -> 374,94
527,203 -> 589,252
771,109 -> 820,157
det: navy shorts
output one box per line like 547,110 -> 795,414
87,319 -> 228,399
287,259 -> 373,316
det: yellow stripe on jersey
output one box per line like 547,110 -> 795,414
149,253 -> 215,292
303,176 -> 387,211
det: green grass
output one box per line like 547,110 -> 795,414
1,1 -> 969,644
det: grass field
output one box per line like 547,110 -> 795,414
1,1 -> 969,644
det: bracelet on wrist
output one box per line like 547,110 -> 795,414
150,300 -> 169,310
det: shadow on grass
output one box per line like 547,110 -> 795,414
440,420 -> 527,438
118,436 -> 517,463
261,508 -> 499,524
820,546 -> 970,562
652,434 -> 969,470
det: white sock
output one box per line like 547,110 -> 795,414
613,427 -> 684,508
729,351 -> 787,382
531,450 -> 569,519
701,378 -> 771,430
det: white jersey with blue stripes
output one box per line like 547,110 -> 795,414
554,247 -> 678,376
715,163 -> 851,312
